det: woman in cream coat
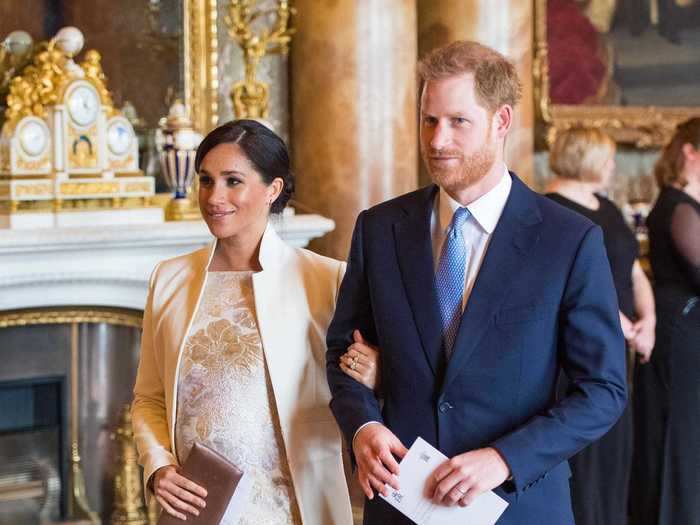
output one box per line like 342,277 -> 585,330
132,120 -> 352,524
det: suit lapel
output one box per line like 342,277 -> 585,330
442,175 -> 542,393
393,185 -> 444,376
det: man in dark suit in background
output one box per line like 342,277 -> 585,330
326,40 -> 627,524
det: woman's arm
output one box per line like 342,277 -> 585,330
671,202 -> 700,292
629,260 -> 656,363
131,265 -> 207,520
131,264 -> 177,486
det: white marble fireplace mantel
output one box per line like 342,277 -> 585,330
0,214 -> 335,312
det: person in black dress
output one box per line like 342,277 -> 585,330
630,118 -> 700,525
546,127 -> 656,525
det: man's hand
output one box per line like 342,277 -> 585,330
427,447 -> 510,507
353,423 -> 408,500
152,465 -> 207,520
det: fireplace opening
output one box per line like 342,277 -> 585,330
0,377 -> 65,524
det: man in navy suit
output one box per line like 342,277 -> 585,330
326,40 -> 627,524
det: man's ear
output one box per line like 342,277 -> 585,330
493,105 -> 513,138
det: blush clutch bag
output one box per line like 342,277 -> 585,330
157,442 -> 251,525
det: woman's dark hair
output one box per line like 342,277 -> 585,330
655,117 -> 700,189
194,119 -> 294,213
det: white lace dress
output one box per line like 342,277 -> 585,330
174,271 -> 302,525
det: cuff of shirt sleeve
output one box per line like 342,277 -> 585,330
352,421 -> 383,449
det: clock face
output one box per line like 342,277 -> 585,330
67,85 -> 100,127
18,119 -> 49,157
107,119 -> 133,156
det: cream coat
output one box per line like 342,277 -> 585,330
131,224 -> 353,525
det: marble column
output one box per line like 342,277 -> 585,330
290,0 -> 418,259
417,1 -> 535,186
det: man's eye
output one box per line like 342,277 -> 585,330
423,117 -> 438,126
452,117 -> 468,125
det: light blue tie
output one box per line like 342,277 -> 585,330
435,207 -> 470,358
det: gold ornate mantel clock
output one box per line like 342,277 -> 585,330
225,0 -> 295,119
0,26 -> 162,229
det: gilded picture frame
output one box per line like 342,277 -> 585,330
534,0 -> 700,148
184,0 -> 219,134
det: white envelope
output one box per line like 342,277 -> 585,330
379,437 -> 509,525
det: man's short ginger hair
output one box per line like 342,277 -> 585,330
418,40 -> 522,113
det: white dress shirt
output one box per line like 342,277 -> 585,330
352,166 -> 513,445
431,166 -> 512,310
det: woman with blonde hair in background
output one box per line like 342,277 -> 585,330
545,127 -> 655,525
630,117 -> 700,525
131,120 -> 353,524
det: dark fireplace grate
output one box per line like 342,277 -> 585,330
0,379 -> 64,524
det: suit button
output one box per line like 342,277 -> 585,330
438,402 -> 453,413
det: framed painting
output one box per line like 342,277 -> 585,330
534,0 -> 700,147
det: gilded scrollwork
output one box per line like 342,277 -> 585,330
4,42 -> 68,128
123,182 -> 153,194
16,155 -> 51,171
225,0 -> 294,119
15,183 -> 53,197
3,41 -> 116,132
80,50 -> 115,116
60,182 -> 121,196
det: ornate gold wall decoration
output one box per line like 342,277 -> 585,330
185,0 -> 219,133
534,0 -> 700,148
225,0 -> 295,119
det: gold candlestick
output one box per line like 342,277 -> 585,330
110,404 -> 148,525
225,0 -> 295,119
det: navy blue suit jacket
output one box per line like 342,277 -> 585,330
326,174 -> 627,524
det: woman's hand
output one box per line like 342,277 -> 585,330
152,465 -> 207,520
340,329 -> 381,392
619,311 -> 638,341
630,316 -> 656,364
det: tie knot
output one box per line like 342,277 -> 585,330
450,207 -> 470,232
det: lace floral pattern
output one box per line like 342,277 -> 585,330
175,272 -> 301,525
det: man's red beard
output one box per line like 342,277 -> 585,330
422,139 -> 497,193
